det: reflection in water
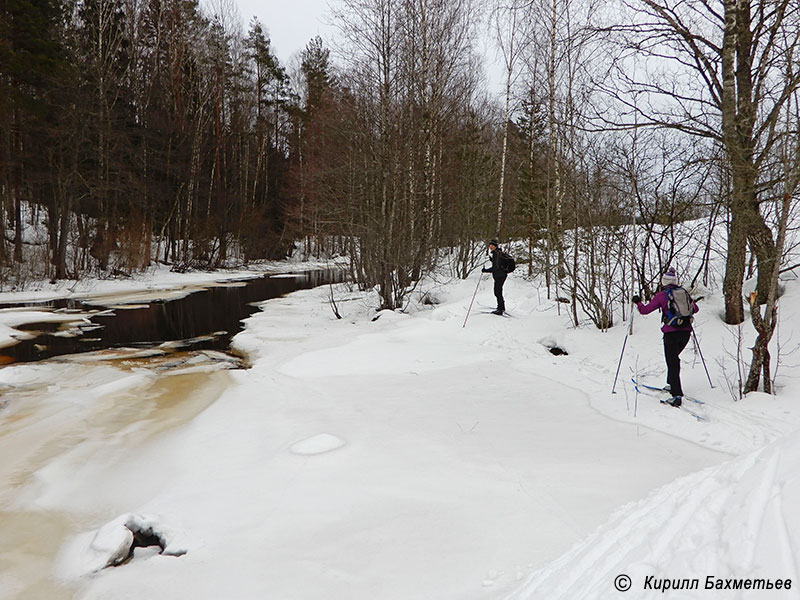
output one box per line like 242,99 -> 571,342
0,269 -> 346,364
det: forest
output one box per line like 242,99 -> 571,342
1,0 -> 799,392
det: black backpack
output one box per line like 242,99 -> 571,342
499,250 -> 516,273
664,286 -> 694,327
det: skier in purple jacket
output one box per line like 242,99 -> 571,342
631,268 -> 699,407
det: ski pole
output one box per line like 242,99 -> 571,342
612,303 -> 636,393
463,271 -> 484,328
692,329 -> 715,388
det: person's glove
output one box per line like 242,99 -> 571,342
482,267 -> 491,273
632,294 -> 642,304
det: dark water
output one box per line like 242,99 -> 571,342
0,269 -> 347,365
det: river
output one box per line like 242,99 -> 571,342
0,269 -> 345,599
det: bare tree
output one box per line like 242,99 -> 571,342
329,0 -> 481,309
593,0 -> 800,327
520,0 -> 598,301
745,87 -> 800,392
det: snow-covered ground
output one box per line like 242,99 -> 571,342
1,266 -> 800,599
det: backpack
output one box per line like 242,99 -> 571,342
499,250 -> 516,273
664,286 -> 694,327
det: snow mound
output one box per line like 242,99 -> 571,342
57,513 -> 186,578
279,322 -> 485,377
290,433 -> 346,456
508,429 -> 800,599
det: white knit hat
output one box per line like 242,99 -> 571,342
661,267 -> 678,287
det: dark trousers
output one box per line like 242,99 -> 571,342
493,273 -> 507,311
664,330 -> 691,397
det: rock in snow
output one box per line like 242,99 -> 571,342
60,513 -> 186,577
89,518 -> 134,569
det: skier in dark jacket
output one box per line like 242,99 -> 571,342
632,267 -> 699,407
482,239 -> 507,315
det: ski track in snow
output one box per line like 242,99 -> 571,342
507,433 -> 800,599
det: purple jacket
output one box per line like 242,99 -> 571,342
636,285 -> 698,333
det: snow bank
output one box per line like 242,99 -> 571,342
0,310 -> 94,349
0,258 -> 344,305
57,513 -> 186,578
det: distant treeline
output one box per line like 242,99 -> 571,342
1,0 -> 309,279
0,0 -> 652,295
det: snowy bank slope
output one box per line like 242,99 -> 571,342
43,275 -> 726,600
507,428 -> 800,600
501,266 -> 800,599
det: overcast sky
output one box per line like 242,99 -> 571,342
229,0 -> 502,95
233,0 -> 336,67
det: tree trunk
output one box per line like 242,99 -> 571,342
744,186 -> 792,393
548,0 -> 565,279
745,291 -> 773,393
13,119 -> 23,263
723,209 -> 746,324
497,68 -> 511,238
55,195 -> 71,280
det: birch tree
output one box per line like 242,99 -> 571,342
492,0 -> 533,237
523,0 -> 598,300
